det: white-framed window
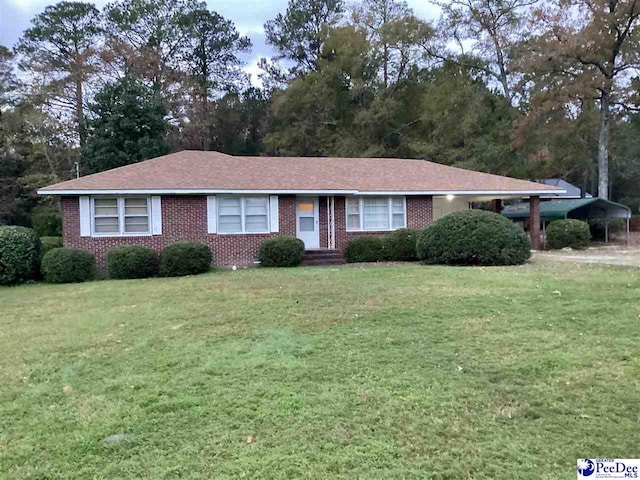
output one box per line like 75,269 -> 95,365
345,196 -> 406,231
91,196 -> 151,236
217,195 -> 270,234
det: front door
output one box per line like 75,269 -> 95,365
296,197 -> 319,249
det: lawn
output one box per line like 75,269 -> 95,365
1,263 -> 639,479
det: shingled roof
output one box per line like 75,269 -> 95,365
38,150 -> 562,195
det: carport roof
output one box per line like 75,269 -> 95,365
502,198 -> 632,220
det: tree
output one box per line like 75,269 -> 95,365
16,1 -> 103,146
264,25 -> 373,155
103,0 -> 200,107
82,76 -> 170,173
530,0 -> 640,198
431,0 -> 537,106
0,46 -> 18,108
264,0 -> 344,76
412,63 -> 519,173
180,8 -> 251,151
352,0 -> 434,89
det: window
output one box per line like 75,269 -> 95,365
346,198 -> 360,230
91,197 -> 151,236
345,196 -> 406,231
217,196 -> 269,233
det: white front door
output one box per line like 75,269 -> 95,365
296,196 -> 319,249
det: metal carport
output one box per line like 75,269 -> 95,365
502,198 -> 632,244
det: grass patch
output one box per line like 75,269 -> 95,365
1,263 -> 639,479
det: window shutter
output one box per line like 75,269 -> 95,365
151,196 -> 162,235
79,196 -> 91,237
207,196 -> 216,233
269,195 -> 279,232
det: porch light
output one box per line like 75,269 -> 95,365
446,194 -> 455,201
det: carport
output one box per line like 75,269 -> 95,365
502,198 -> 632,244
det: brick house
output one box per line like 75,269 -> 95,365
39,151 -> 562,270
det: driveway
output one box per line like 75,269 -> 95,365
533,245 -> 640,268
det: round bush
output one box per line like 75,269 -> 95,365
345,236 -> 385,263
40,236 -> 63,258
107,245 -> 159,279
546,219 -> 591,249
0,226 -> 41,285
382,228 -> 421,261
417,210 -> 531,266
159,241 -> 211,277
259,236 -> 304,267
41,248 -> 95,283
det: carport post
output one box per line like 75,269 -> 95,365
605,215 -> 609,244
530,196 -> 542,250
627,216 -> 630,245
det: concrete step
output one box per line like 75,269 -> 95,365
302,249 -> 346,266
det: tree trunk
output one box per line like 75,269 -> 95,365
202,83 -> 210,152
491,34 -> 512,105
75,76 -> 84,148
597,83 -> 611,199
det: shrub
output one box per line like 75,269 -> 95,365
107,245 -> 159,279
0,226 -> 40,285
41,248 -> 95,283
546,219 -> 591,249
416,210 -> 531,266
382,228 -> 421,261
159,241 -> 211,277
345,236 -> 385,263
31,206 -> 62,237
588,218 -> 625,241
259,236 -> 304,267
40,236 -> 63,257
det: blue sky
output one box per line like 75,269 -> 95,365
1,0 -> 440,81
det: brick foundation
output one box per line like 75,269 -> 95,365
61,194 -> 434,272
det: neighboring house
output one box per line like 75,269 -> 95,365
38,151 -> 563,270
535,179 -> 593,199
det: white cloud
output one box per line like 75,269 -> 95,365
243,58 -> 265,88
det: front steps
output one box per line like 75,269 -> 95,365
302,249 -> 346,266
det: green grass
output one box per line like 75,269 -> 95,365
1,263 -> 639,479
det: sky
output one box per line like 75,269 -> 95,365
0,0 -> 440,83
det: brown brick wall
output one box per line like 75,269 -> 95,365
61,194 -> 433,272
61,195 -> 297,273
331,195 -> 433,251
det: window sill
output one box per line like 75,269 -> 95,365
346,227 -> 406,233
91,233 -> 153,238
214,231 -> 272,235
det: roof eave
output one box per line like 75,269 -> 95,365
37,188 -> 566,196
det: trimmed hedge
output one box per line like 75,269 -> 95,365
259,236 -> 304,267
417,210 -> 531,266
0,226 -> 40,285
41,248 -> 95,283
345,236 -> 385,263
547,219 -> 591,249
40,236 -> 63,258
382,228 -> 421,261
159,241 -> 211,277
107,245 -> 159,279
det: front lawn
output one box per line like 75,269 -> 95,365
1,263 -> 638,479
